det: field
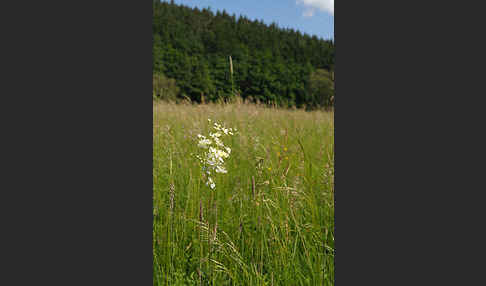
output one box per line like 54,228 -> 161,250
153,102 -> 334,285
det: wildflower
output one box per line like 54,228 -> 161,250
210,132 -> 222,138
268,167 -> 272,171
197,138 -> 212,149
284,147 -> 288,152
195,120 -> 236,190
206,176 -> 215,189
215,165 -> 227,174
212,136 -> 224,147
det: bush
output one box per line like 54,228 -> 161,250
306,69 -> 334,109
153,73 -> 179,102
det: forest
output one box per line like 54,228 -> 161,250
153,0 -> 335,109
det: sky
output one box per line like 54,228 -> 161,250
170,0 -> 334,40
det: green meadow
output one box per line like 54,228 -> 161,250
153,102 -> 334,285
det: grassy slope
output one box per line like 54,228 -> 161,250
153,102 -> 334,285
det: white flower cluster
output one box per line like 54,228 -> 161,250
196,119 -> 236,190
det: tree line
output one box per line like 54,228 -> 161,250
153,0 -> 335,109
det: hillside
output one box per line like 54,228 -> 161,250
153,0 -> 335,108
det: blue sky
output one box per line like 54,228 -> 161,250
169,0 -> 334,40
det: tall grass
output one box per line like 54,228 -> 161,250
153,101 -> 334,285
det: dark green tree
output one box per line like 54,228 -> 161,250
152,0 -> 335,108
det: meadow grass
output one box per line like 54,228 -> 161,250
153,101 -> 334,285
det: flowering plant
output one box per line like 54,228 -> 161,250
196,119 -> 236,190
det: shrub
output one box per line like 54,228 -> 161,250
306,69 -> 335,109
153,73 -> 179,102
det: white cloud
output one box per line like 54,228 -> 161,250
297,0 -> 334,16
303,8 -> 315,17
